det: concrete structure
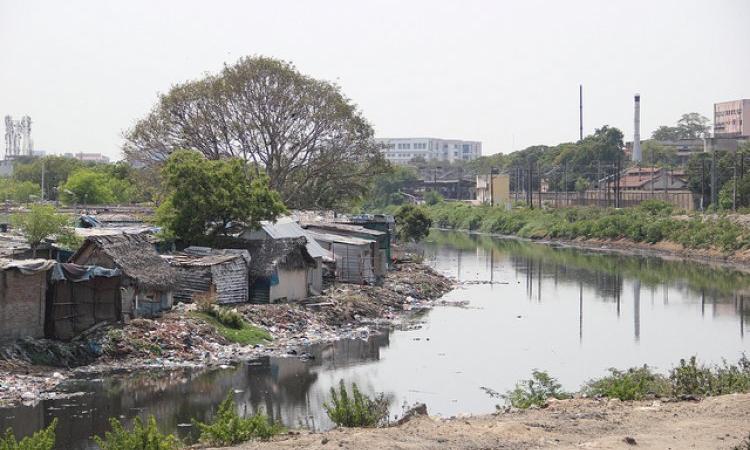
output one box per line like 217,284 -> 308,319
376,138 -> 482,164
714,99 -> 750,138
632,94 -> 642,163
476,174 -> 510,206
64,152 -> 111,163
619,166 -> 688,191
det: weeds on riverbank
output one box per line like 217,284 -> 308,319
1,418 -> 56,450
583,366 -> 671,400
93,416 -> 178,450
194,393 -> 282,445
499,370 -> 571,409
423,200 -> 750,252
189,311 -> 271,346
493,355 -> 750,409
324,380 -> 389,427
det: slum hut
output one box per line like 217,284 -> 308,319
69,234 -> 176,318
47,263 -> 122,340
302,222 -> 388,276
0,259 -> 55,340
303,230 -> 378,285
215,236 -> 316,304
239,217 -> 332,295
162,247 -> 250,305
344,214 -> 395,261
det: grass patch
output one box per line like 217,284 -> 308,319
670,355 -> 750,397
190,311 -> 272,346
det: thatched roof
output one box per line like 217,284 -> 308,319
73,234 -> 176,290
214,236 -> 315,279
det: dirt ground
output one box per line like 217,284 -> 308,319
226,394 -> 750,450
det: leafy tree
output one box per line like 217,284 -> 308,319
641,140 -> 677,167
651,126 -> 683,141
363,165 -> 419,208
124,56 -> 388,209
677,113 -> 711,139
424,190 -> 444,205
11,205 -> 75,257
652,113 -> 711,141
574,177 -> 590,192
157,150 -> 286,243
12,156 -> 85,200
61,169 -> 116,205
0,179 -> 41,203
396,204 -> 432,242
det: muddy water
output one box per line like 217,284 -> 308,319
2,230 -> 749,449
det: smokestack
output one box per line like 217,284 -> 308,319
632,94 -> 642,163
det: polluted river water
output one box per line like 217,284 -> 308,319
1,230 -> 749,449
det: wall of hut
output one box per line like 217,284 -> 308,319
48,276 -> 121,340
270,268 -> 308,302
0,270 -> 47,340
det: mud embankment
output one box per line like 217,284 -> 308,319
0,260 -> 454,407
226,394 -> 750,450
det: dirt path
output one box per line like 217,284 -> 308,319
225,394 -> 750,450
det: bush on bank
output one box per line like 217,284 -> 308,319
423,200 -> 750,252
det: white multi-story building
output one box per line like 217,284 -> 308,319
64,152 -> 111,163
375,137 -> 482,164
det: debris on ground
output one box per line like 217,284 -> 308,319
0,260 -> 454,407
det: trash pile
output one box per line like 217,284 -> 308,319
0,259 -> 454,407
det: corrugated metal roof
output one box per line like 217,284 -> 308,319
304,230 -> 375,246
260,217 -> 331,260
302,222 -> 385,236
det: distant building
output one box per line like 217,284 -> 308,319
476,174 -> 510,206
64,152 -> 111,163
714,99 -> 750,138
375,137 -> 482,165
619,166 -> 688,192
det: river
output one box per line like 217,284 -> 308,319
1,230 -> 748,449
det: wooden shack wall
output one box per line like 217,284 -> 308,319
212,259 -> 248,304
49,276 -> 121,340
0,270 -> 47,340
173,266 -> 212,303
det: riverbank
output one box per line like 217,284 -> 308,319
418,201 -> 750,268
0,260 -> 453,407
224,394 -> 750,450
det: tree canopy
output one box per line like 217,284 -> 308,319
11,205 -> 78,257
651,113 -> 711,141
156,150 -> 286,244
124,56 -> 388,209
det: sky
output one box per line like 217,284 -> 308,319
1,0 -> 749,160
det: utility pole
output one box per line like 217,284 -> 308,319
733,149 -> 738,211
489,168 -> 494,206
710,139 -> 717,207
515,166 -> 520,203
579,84 -> 583,141
538,162 -> 543,209
563,161 -> 568,206
528,159 -> 534,209
700,154 -> 706,211
40,159 -> 45,202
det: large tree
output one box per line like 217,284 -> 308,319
124,56 -> 387,208
652,113 -> 711,141
156,150 -> 286,243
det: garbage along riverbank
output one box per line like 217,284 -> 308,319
224,393 -> 750,450
0,260 -> 454,407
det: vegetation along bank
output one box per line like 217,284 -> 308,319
394,200 -> 750,266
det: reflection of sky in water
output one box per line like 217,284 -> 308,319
2,230 -> 749,449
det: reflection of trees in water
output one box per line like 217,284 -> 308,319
426,230 -> 750,305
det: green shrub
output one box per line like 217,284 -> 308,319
209,306 -> 244,329
93,416 -> 178,450
0,419 -> 57,450
583,366 -> 671,400
503,370 -> 570,409
670,355 -> 750,397
323,380 -> 389,427
194,393 -> 282,445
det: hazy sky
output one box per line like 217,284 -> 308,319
1,0 -> 749,160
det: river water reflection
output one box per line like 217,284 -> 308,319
2,230 -> 749,449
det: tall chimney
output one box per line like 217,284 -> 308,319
632,94 -> 642,163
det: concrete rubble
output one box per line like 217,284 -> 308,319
0,260 -> 453,407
